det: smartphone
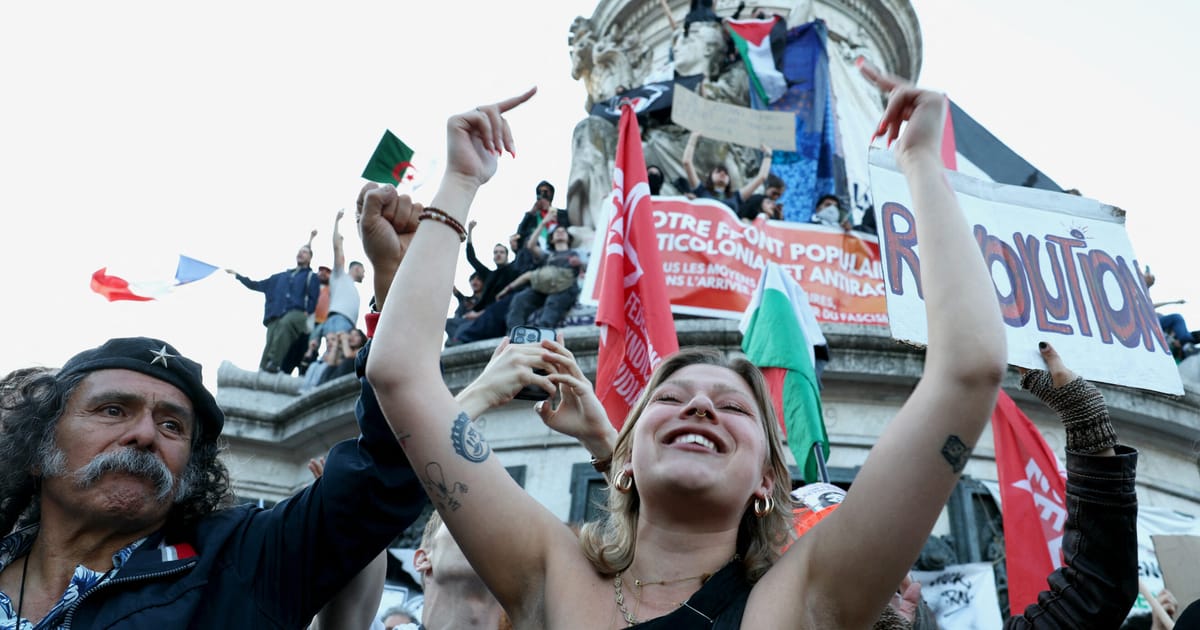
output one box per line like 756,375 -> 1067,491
509,325 -> 557,401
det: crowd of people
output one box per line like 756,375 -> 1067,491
0,33 -> 1194,630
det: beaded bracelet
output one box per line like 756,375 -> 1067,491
418,207 -> 467,242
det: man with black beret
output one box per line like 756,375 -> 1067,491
0,336 -> 424,627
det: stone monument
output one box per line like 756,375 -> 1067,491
564,0 -> 923,237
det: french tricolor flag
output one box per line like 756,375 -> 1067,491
91,255 -> 219,302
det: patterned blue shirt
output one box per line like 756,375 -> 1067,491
0,526 -> 145,630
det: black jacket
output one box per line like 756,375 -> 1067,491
1005,446 -> 1139,629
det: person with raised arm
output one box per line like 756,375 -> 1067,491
366,63 -> 1004,628
682,131 -> 773,213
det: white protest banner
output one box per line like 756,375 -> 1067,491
670,84 -> 797,151
868,149 -> 1182,395
910,562 -> 1003,630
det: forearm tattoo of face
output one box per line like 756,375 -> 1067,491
451,411 -> 491,463
941,435 -> 972,474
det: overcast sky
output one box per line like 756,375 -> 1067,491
2,0 -> 1196,388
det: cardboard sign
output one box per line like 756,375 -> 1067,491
1153,534 -> 1200,608
670,85 -> 797,151
869,149 -> 1183,395
582,196 -> 889,326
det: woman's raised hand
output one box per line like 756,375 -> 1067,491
537,340 -> 616,456
445,87 -> 537,188
860,59 -> 946,166
458,339 -> 556,415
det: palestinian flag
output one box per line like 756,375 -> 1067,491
943,100 -> 1062,190
361,130 -> 416,185
726,16 -> 787,105
740,262 -> 829,483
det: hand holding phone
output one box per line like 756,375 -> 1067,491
509,326 -> 557,401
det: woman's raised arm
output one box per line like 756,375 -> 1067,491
364,88 -> 587,622
746,65 -> 1007,628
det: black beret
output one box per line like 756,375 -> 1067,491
58,337 -> 224,439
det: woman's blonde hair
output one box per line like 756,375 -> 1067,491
579,348 -> 793,583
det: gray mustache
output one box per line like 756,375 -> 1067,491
73,448 -> 181,501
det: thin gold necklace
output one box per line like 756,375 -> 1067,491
612,568 -> 715,626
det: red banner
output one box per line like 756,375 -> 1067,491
992,390 -> 1068,614
593,104 -> 679,428
585,197 -> 888,326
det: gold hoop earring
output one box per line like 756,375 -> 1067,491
753,495 -> 774,518
613,469 -> 634,494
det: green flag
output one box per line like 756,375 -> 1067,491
361,130 -> 415,185
740,263 -> 829,483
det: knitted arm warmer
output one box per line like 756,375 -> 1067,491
1020,371 -> 1117,454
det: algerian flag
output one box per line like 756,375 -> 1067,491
726,17 -> 788,105
361,130 -> 416,185
740,262 -> 829,483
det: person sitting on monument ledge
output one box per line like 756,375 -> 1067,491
683,130 -> 773,213
498,223 -> 585,331
1140,265 -> 1199,359
516,180 -> 568,248
364,63 -> 1008,627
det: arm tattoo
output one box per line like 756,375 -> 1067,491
451,411 -> 491,463
423,461 -> 468,512
941,435 -> 972,474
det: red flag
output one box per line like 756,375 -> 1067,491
992,389 -> 1068,614
594,103 -> 679,428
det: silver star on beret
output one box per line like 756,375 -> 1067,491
149,345 -> 177,368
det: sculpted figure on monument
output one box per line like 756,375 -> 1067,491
566,4 -> 763,238
569,17 -> 650,111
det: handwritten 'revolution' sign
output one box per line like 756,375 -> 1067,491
581,196 -> 889,327
868,150 -> 1183,395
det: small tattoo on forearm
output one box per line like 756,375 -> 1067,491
423,461 -> 468,512
941,435 -> 972,473
451,411 -> 490,463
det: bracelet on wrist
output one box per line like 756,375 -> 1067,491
418,207 -> 468,242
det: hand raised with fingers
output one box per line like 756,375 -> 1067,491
537,340 -> 616,453
859,58 -> 946,165
445,87 -> 537,189
887,575 -> 923,623
459,339 -> 556,414
307,456 -> 326,479
1021,341 -> 1116,455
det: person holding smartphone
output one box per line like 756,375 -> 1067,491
516,180 -> 569,248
